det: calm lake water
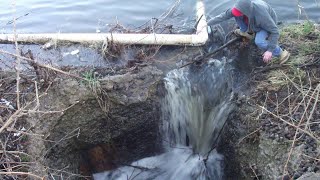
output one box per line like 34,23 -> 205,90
0,0 -> 319,33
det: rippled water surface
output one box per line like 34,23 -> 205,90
0,0 -> 319,33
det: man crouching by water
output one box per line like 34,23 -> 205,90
205,0 -> 290,64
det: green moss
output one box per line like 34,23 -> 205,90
20,154 -> 31,162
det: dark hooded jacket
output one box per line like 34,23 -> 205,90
207,0 -> 279,52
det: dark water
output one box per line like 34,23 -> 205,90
0,0 -> 319,33
206,0 -> 320,23
0,0 -> 195,33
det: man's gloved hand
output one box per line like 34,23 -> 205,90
263,51 -> 273,63
234,29 -> 254,40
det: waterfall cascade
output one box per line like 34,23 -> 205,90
94,59 -> 234,180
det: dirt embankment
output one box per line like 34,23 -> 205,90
0,38 -> 206,179
0,59 -> 166,179
223,22 -> 320,180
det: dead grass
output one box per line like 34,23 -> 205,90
281,21 -> 320,56
248,22 -> 320,179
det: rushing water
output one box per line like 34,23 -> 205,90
0,0 -> 319,33
94,59 -> 234,180
162,60 -> 234,156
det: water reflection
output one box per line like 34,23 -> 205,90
0,0 -> 319,33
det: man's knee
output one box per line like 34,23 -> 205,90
254,37 -> 267,49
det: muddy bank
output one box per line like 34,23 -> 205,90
220,22 -> 320,180
0,64 -> 166,179
29,65 -> 167,178
0,40 -> 211,179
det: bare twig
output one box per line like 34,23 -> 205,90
283,128 -> 300,177
250,164 -> 260,180
304,84 -> 320,131
0,162 -> 36,165
0,172 -> 43,179
238,127 -> 262,145
282,84 -> 319,176
34,81 -> 40,111
0,50 -> 86,81
12,0 -> 20,110
283,72 -> 316,101
259,106 -> 320,143
47,167 -> 91,180
301,153 -> 320,161
6,127 -> 45,137
123,164 -> 152,171
6,13 -> 30,25
43,128 -> 81,156
0,150 -> 30,156
0,84 -> 76,134
0,109 -> 23,134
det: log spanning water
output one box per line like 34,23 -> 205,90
94,59 -> 234,180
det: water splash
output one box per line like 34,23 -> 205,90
94,148 -> 223,180
94,59 -> 234,180
162,59 -> 234,155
